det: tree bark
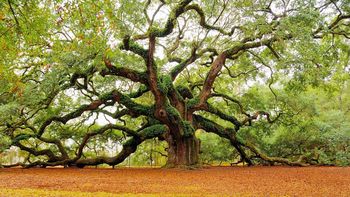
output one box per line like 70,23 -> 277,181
164,133 -> 200,168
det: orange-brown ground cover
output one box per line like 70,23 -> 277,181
0,166 -> 349,196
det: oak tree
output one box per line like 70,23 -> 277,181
0,0 -> 349,168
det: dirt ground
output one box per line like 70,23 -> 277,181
0,166 -> 349,196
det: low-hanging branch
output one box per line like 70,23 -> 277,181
193,114 -> 307,167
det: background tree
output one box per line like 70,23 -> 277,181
0,0 -> 349,168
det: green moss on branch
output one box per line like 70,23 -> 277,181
119,35 -> 148,59
139,124 -> 168,139
176,85 -> 193,99
187,97 -> 200,108
158,75 -> 172,94
148,0 -> 192,37
182,120 -> 195,137
120,95 -> 154,116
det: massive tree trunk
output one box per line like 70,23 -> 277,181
165,133 -> 200,168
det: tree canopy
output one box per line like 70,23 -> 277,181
0,0 -> 349,168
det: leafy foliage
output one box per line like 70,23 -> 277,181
0,0 -> 349,167
198,132 -> 237,165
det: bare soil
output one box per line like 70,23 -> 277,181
0,166 -> 349,196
